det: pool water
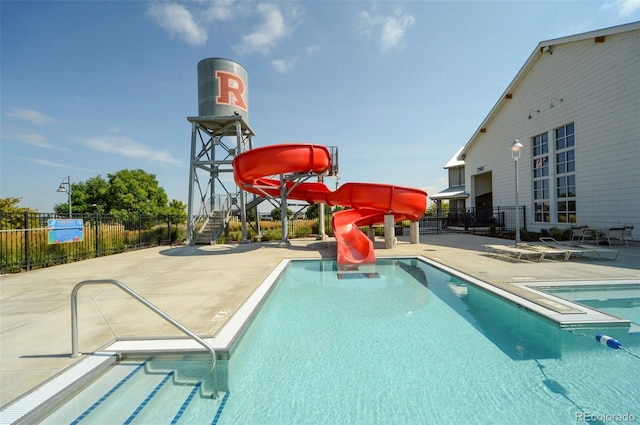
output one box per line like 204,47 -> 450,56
217,259 -> 639,425
39,355 -> 224,424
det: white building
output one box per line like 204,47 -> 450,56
434,21 -> 639,237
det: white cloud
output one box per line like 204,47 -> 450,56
306,45 -> 320,55
234,3 -> 292,55
357,7 -> 416,53
21,157 -> 67,168
146,3 -> 208,46
380,12 -> 415,53
18,157 -> 95,172
13,133 -> 71,151
146,1 -> 301,53
75,135 -> 180,165
271,58 -> 296,73
6,108 -> 56,125
601,0 -> 640,17
203,0 -> 237,22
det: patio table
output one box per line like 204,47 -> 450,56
586,227 -> 613,244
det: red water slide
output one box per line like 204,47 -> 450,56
232,144 -> 427,265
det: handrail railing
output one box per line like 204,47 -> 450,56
70,279 -> 218,398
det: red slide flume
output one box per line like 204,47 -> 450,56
232,144 -> 427,266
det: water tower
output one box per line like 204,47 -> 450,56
186,58 -> 255,244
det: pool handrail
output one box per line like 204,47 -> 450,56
70,278 -> 218,398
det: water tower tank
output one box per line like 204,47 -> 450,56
197,58 -> 249,123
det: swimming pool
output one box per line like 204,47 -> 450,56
13,258 -> 640,424
217,259 -> 639,424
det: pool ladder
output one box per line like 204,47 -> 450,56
70,279 -> 219,398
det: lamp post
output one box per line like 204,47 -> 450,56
57,176 -> 72,217
511,140 -> 523,244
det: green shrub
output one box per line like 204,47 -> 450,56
294,225 -> 312,238
550,227 -> 567,240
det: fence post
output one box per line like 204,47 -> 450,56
94,214 -> 100,257
138,213 -> 142,248
24,212 -> 30,271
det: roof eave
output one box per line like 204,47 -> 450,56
459,21 -> 640,159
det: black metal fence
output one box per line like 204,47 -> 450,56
2,207 -> 526,273
418,206 -> 525,235
1,212 -> 187,273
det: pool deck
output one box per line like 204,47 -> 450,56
1,233 -> 639,408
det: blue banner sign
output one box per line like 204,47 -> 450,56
48,219 -> 84,244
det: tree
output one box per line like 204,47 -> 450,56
246,207 -> 256,221
306,203 -> 332,219
427,200 -> 449,216
52,170 -> 185,218
0,197 -> 38,229
166,199 -> 187,222
54,176 -> 110,214
271,207 -> 293,221
0,197 -> 32,213
107,169 -> 168,215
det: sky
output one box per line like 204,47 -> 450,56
2,0 -> 639,213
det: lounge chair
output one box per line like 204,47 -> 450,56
539,237 -> 619,260
483,244 -> 544,262
517,244 -> 571,261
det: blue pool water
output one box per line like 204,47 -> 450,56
217,259 -> 639,425
39,355 -> 223,424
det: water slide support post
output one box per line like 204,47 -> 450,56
410,221 -> 420,244
317,175 -> 326,241
279,174 -> 291,247
384,214 -> 396,249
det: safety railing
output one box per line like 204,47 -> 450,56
70,279 -> 218,398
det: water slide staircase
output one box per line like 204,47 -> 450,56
192,195 -> 265,245
193,210 -> 228,245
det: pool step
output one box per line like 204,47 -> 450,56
39,358 -> 224,424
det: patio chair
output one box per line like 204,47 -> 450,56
623,224 -> 635,246
570,225 -> 596,243
604,227 -> 626,246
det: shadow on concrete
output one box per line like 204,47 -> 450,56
159,239 -> 337,259
20,353 -> 71,359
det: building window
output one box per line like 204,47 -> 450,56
449,166 -> 465,186
532,132 -> 550,222
555,123 -> 576,223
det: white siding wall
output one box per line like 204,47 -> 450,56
463,29 -> 640,233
